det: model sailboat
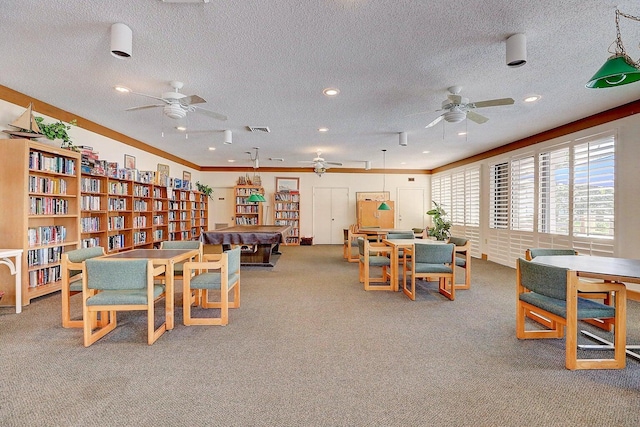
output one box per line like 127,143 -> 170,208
2,103 -> 44,139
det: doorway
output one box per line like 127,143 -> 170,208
312,187 -> 350,244
209,187 -> 235,230
397,187 -> 426,231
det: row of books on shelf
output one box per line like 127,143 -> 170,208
27,246 -> 63,267
29,196 -> 69,215
30,151 -> 76,175
29,176 -> 68,195
28,265 -> 61,288
27,225 -> 67,247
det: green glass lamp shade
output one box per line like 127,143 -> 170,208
247,193 -> 265,202
378,201 -> 391,210
586,55 -> 640,88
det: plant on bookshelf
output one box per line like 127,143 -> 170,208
195,181 -> 214,199
35,117 -> 78,151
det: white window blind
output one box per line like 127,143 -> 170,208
489,162 -> 509,229
510,156 -> 535,231
431,175 -> 441,208
451,171 -> 465,225
573,135 -> 615,238
538,147 -> 570,235
465,167 -> 480,226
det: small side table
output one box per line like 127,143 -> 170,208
0,249 -> 24,314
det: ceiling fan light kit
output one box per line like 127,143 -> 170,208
506,33 -> 526,67
587,9 -> 640,88
110,23 -> 132,59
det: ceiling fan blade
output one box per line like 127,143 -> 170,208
466,110 -> 489,124
448,94 -> 463,104
326,162 -> 343,166
193,106 -> 227,121
130,91 -> 169,103
471,98 -> 515,108
179,95 -> 206,106
425,115 -> 444,128
125,104 -> 164,111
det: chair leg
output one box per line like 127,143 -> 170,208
83,309 -> 117,347
439,276 -> 455,301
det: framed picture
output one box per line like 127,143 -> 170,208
124,154 -> 136,169
183,171 -> 191,183
276,177 -> 299,192
156,163 -> 170,186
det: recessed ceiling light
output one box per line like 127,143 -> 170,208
208,147 -> 216,151
524,95 -> 541,103
323,88 -> 340,97
458,131 -> 467,136
422,150 -> 430,154
400,162 -> 407,165
228,159 -> 236,163
176,126 -> 187,131
318,127 -> 329,132
114,85 -> 130,93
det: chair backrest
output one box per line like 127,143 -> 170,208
448,236 -> 468,247
357,237 -> 365,256
85,259 -> 150,290
64,246 -> 106,277
386,231 -> 414,239
517,258 -> 568,300
526,248 -> 577,260
225,247 -> 241,281
414,243 -> 455,264
160,240 -> 202,250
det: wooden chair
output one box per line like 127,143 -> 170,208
357,237 -> 392,291
182,247 -> 241,326
344,224 -> 365,263
60,246 -> 106,328
159,240 -> 203,280
385,231 -> 415,275
516,258 -> 626,370
448,236 -> 471,290
403,243 -> 455,301
525,248 -> 613,332
82,259 -> 168,346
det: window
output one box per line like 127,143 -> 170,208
573,135 -> 615,238
489,162 -> 508,229
538,147 -> 570,235
451,171 -> 465,225
432,167 -> 480,227
465,168 -> 480,226
510,156 -> 534,231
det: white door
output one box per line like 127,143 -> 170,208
313,187 -> 350,244
209,187 -> 235,230
397,188 -> 426,231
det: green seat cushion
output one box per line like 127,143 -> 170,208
360,255 -> 391,267
69,281 -> 83,292
519,292 -> 615,320
455,258 -> 466,268
409,262 -> 453,274
86,285 -> 165,306
189,272 -> 240,290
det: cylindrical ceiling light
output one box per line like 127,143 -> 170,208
224,130 -> 232,144
399,132 -> 408,146
111,23 -> 132,59
506,33 -> 526,67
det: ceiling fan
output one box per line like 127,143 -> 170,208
123,80 -> 227,121
299,151 -> 343,176
423,86 -> 514,128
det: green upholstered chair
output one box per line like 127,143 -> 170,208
61,246 -> 106,328
385,230 -> 415,272
344,224 -> 365,263
516,258 -> 626,370
525,247 -> 612,331
182,247 -> 241,326
82,258 -> 168,346
448,236 -> 471,290
403,243 -> 455,301
159,240 -> 203,279
357,237 -> 392,291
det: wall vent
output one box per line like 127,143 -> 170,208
246,126 -> 271,133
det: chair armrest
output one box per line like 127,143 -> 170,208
153,265 -> 166,276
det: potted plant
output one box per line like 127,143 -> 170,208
426,201 -> 452,240
195,181 -> 214,200
35,117 -> 78,151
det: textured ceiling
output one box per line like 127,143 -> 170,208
2,0 -> 640,170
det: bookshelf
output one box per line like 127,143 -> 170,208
191,191 -> 208,240
0,139 -> 81,306
152,184 -> 169,245
80,174 -> 108,249
273,191 -> 300,245
234,185 -> 264,225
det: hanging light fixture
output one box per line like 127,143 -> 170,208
247,192 -> 265,203
110,23 -> 132,59
586,9 -> 640,88
378,149 -> 391,211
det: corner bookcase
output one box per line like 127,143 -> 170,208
234,185 -> 264,225
273,191 -> 300,245
0,139 -> 81,306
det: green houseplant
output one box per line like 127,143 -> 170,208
195,181 -> 214,200
35,117 -> 78,151
426,201 -> 452,240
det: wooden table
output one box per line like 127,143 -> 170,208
532,255 -> 640,360
101,248 -> 200,330
382,238 -> 446,292
201,225 -> 291,266
0,249 -> 23,313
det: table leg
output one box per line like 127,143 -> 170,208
580,329 -> 640,361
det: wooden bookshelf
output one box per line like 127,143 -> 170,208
273,191 -> 300,245
80,174 -> 108,249
0,139 -> 81,307
234,185 -> 264,225
152,184 -> 169,245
